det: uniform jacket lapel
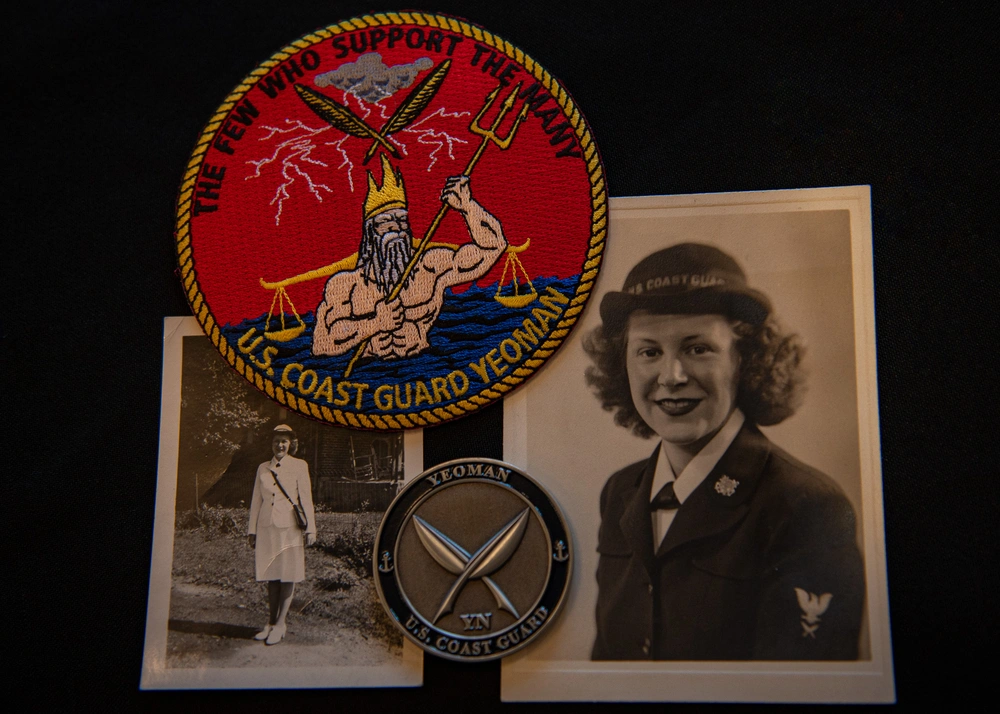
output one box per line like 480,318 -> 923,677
269,462 -> 295,503
656,424 -> 771,558
618,444 -> 659,580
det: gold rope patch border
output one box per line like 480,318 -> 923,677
176,12 -> 608,430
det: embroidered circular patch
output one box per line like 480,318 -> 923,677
176,13 -> 607,429
374,458 -> 572,660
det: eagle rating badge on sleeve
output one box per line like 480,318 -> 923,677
176,13 -> 607,430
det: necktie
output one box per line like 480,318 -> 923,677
650,480 -> 680,510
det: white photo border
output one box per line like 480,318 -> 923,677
501,187 -> 894,703
140,316 -> 423,690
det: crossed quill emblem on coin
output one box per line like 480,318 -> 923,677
413,509 -> 530,624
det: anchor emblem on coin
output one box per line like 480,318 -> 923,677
374,458 -> 572,661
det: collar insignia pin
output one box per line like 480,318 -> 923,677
714,474 -> 739,497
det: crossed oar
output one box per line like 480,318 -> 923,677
413,509 -> 530,623
294,59 -> 452,165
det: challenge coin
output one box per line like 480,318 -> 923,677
175,13 -> 607,429
374,458 -> 571,660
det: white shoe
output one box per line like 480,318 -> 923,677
254,624 -> 273,641
265,623 -> 286,645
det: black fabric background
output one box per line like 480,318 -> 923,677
6,1 -> 996,709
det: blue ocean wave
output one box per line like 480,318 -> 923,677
220,276 -> 581,416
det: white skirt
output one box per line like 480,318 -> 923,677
255,524 -> 306,582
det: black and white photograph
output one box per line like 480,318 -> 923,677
141,318 -> 422,689
14,2 -> 996,708
501,187 -> 893,702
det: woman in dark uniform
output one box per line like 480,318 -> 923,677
585,243 -> 864,661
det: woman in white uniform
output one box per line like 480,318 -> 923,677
247,424 -> 316,645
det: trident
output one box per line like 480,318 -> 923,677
343,82 -> 531,378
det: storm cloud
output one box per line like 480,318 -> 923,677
314,53 -> 433,103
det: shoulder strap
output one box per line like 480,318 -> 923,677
268,468 -> 299,508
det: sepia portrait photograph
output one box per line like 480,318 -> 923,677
141,318 -> 422,689
501,187 -> 893,702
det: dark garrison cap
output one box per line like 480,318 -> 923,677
600,243 -> 771,327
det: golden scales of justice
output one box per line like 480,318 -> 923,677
258,240 -> 536,343
258,80 -> 539,346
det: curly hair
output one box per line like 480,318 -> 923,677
272,432 -> 299,456
583,315 -> 806,438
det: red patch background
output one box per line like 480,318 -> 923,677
187,30 -> 597,327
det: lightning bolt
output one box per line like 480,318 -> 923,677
245,119 -> 337,225
317,93 -> 396,196
324,135 -> 356,193
344,91 -> 392,124
398,107 -> 471,171
341,93 -> 467,173
244,96 -> 469,224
